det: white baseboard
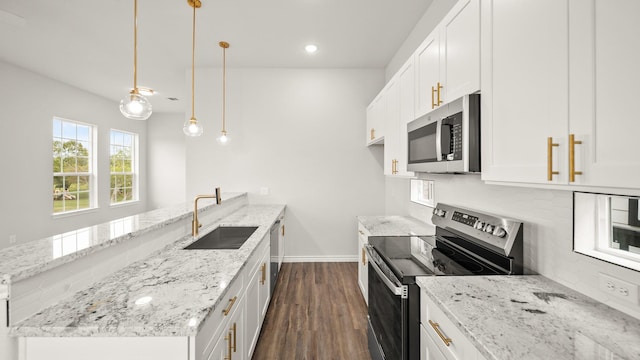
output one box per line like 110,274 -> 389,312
283,255 -> 358,263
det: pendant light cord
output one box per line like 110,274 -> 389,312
222,45 -> 226,133
133,0 -> 138,92
191,3 -> 196,120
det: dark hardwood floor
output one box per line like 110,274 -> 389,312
252,262 -> 371,360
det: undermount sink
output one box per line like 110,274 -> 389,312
183,226 -> 258,250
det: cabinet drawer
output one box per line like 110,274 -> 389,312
420,291 -> 476,360
196,272 -> 245,359
420,323 -> 449,360
246,234 -> 269,281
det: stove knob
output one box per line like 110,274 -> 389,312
434,209 -> 446,217
493,227 -> 507,238
474,221 -> 484,230
484,224 -> 494,233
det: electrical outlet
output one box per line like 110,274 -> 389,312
9,235 -> 16,245
598,273 -> 639,305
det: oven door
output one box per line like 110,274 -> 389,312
366,246 -> 407,360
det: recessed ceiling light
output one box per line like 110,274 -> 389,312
305,44 -> 318,54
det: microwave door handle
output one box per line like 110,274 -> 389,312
365,246 -> 404,296
436,118 -> 442,161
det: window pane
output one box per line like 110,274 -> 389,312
77,125 -> 90,142
77,157 -> 89,172
124,174 -> 133,188
53,156 -> 62,173
62,122 -> 76,140
77,191 -> 90,210
114,131 -> 124,146
77,141 -> 90,156
123,159 -> 132,173
123,133 -> 132,146
53,119 -> 62,138
62,157 -> 76,172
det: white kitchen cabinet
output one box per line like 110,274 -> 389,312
415,31 -> 442,117
567,0 -> 640,189
245,242 -> 270,359
480,0 -> 570,185
421,290 -> 486,360
383,77 -> 400,176
416,0 -> 480,119
209,295 -> 245,360
357,223 -> 370,305
366,93 -> 385,146
482,0 -> 640,191
278,216 -> 285,270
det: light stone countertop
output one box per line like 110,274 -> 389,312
9,204 -> 285,337
357,215 -> 435,236
0,193 -> 247,285
417,275 -> 640,360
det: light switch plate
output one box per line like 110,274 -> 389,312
598,273 -> 639,305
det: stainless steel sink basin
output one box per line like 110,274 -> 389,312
183,226 -> 258,250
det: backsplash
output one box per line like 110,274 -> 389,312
385,175 -> 640,319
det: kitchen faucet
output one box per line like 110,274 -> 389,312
192,187 -> 222,237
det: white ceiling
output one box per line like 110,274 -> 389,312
0,0 -> 432,112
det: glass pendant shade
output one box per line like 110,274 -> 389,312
216,131 -> 230,145
183,117 -> 204,137
120,92 -> 152,120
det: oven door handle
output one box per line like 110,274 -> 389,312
365,246 -> 405,297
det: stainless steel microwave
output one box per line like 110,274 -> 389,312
407,94 -> 480,173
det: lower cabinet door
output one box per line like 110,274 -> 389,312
421,324 -> 450,360
209,296 -> 245,360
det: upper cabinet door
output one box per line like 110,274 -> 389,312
441,0 -> 480,103
366,93 -> 385,146
481,0 -> 569,184
569,0 -> 640,189
397,58 -> 416,177
383,78 -> 400,176
415,32 -> 441,119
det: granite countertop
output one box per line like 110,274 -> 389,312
10,204 -> 285,338
0,193 -> 246,285
357,215 -> 435,236
417,275 -> 640,360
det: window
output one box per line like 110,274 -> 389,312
52,118 -> 95,214
110,129 -> 138,204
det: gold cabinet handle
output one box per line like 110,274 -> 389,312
569,134 -> 583,182
281,224 -> 285,236
222,296 -> 237,316
231,322 -> 237,353
224,330 -> 233,360
362,247 -> 367,265
260,263 -> 266,285
358,230 -> 364,235
436,82 -> 443,106
547,137 -> 560,181
431,86 -> 437,109
429,320 -> 452,347
370,128 -> 375,140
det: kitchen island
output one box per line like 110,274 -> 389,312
1,194 -> 285,360
417,275 -> 640,360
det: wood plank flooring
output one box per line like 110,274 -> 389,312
252,262 -> 371,360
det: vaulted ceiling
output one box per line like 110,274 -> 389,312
0,0 -> 432,112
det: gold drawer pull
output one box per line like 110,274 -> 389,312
222,296 -> 237,316
260,263 -> 266,285
362,247 -> 367,265
429,320 -> 452,347
436,82 -> 443,106
547,137 -> 559,181
431,86 -> 437,109
370,128 -> 375,140
224,330 -> 232,360
358,230 -> 364,235
231,322 -> 237,353
569,134 -> 583,182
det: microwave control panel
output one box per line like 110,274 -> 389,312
442,112 -> 463,161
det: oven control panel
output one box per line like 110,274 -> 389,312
431,203 -> 523,258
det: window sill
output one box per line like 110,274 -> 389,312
52,207 -> 98,219
110,200 -> 140,209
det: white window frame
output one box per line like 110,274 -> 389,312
109,129 -> 139,205
52,117 -> 97,216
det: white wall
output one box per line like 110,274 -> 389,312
146,112 -> 185,209
0,61 -> 148,250
148,67 -> 386,261
385,0 -> 456,81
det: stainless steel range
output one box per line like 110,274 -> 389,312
366,203 -> 524,360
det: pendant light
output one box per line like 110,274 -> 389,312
120,0 -> 153,120
183,0 -> 204,137
216,41 -> 230,145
